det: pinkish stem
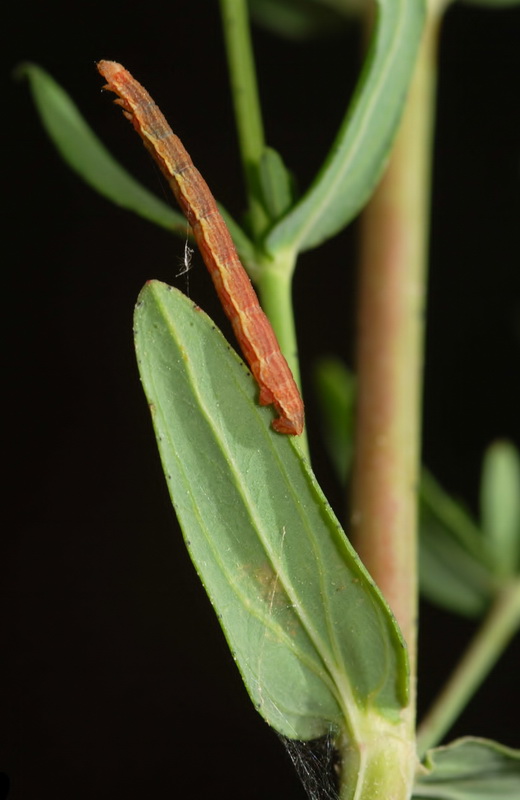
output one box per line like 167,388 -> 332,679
350,13 -> 441,687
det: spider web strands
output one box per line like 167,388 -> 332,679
279,732 -> 340,800
97,60 -> 304,436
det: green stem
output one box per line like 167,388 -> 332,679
417,578 -> 520,758
219,0 -> 269,238
257,252 -> 310,460
219,2 -> 307,455
350,9 -> 441,686
336,715 -> 417,800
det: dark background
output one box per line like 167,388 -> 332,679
4,1 -> 520,798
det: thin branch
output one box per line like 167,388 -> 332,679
417,579 -> 520,757
219,0 -> 269,237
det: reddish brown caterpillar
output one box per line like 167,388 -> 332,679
97,60 -> 304,435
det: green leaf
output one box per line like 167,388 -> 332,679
414,737 -> 520,799
313,357 -> 356,481
17,62 -> 185,232
481,441 -> 520,577
258,146 -> 296,221
134,280 -> 408,740
264,0 -> 426,254
18,62 -> 259,271
419,471 -> 495,617
419,507 -> 493,617
249,0 -> 356,40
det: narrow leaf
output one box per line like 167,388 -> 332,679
249,0 -> 355,40
414,737 -> 520,799
18,63 -> 259,270
419,505 -> 494,617
265,0 -> 426,253
481,441 -> 520,577
258,146 -> 296,221
134,280 -> 408,740
313,357 -> 356,481
18,62 -> 184,231
419,471 -> 495,617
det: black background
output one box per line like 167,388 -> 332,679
4,1 -> 520,798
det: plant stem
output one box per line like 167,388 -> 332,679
417,578 -> 520,758
258,252 -> 311,461
219,0 -> 269,238
350,10 -> 441,686
219,1 -> 308,456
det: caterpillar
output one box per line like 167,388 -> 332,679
97,60 -> 304,435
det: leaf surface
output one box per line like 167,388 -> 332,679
419,471 -> 495,617
19,63 -> 259,270
481,441 -> 520,577
264,0 -> 426,253
313,357 -> 356,481
414,737 -> 520,799
134,280 -> 408,739
18,63 -> 183,232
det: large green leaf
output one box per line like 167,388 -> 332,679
134,280 -> 408,741
414,737 -> 520,799
264,0 -> 426,254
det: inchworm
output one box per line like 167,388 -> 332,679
97,60 -> 304,436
